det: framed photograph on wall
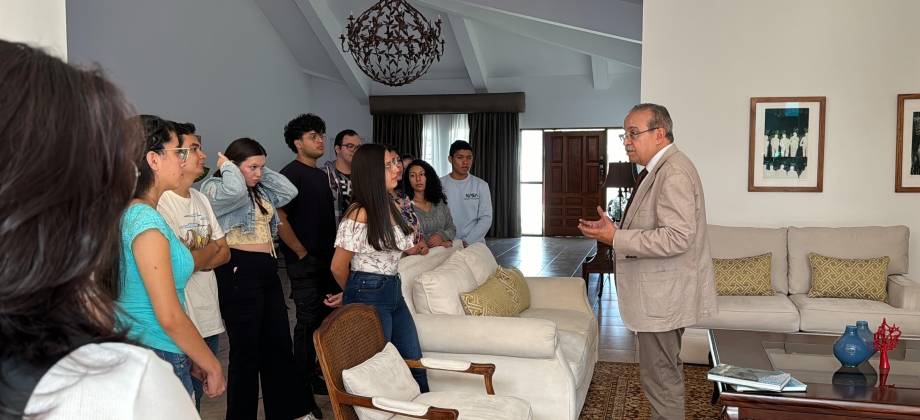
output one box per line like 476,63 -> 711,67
748,96 -> 826,192
895,94 -> 920,192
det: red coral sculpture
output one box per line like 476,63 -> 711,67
873,318 -> 901,370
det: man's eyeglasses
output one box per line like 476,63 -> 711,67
384,157 -> 401,171
161,148 -> 191,162
304,133 -> 327,143
619,127 -> 660,142
340,143 -> 359,151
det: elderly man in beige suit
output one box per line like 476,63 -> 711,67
579,103 -> 718,420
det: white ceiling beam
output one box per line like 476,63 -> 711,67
294,0 -> 370,105
448,14 -> 488,93
414,0 -> 642,69
590,55 -> 609,90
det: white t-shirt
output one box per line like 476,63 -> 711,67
157,189 -> 226,338
25,343 -> 199,419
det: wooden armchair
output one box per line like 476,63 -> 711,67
313,303 -> 531,420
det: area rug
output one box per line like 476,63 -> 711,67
579,362 -> 723,419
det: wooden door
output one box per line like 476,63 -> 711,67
544,131 -> 607,236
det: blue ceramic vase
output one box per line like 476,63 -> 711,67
834,325 -> 869,367
856,321 -> 877,361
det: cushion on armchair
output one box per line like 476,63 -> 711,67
413,252 -> 478,315
712,253 -> 776,296
460,276 -> 521,317
807,253 -> 889,302
342,342 -> 420,420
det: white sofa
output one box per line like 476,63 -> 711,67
681,225 -> 920,365
397,242 -> 598,420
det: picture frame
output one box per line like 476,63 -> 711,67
748,97 -> 826,192
895,94 -> 920,192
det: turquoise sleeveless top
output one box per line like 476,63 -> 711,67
117,204 -> 194,353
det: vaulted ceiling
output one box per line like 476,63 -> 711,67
254,0 -> 642,104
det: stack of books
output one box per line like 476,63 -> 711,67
708,364 -> 807,392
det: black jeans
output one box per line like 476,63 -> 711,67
287,254 -> 341,407
215,249 -> 305,420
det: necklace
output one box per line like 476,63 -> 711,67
413,199 -> 431,211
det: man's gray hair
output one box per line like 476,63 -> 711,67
629,103 -> 674,142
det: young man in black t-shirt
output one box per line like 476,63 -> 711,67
276,113 -> 339,418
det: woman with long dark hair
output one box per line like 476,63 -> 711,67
404,160 -> 456,248
330,143 -> 429,392
383,145 -> 429,256
202,138 -> 307,420
0,41 -> 198,418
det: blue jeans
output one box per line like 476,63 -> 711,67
151,348 -> 194,397
192,334 -> 220,411
342,271 -> 429,392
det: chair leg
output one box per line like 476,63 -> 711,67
597,274 -> 605,297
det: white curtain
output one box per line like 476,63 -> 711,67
422,114 -> 468,178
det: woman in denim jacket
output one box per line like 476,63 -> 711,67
201,138 -> 307,420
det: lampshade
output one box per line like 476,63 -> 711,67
602,162 -> 636,189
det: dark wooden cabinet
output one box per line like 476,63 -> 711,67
581,240 -> 614,296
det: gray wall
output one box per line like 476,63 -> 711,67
67,0 -> 312,171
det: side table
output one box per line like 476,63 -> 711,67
581,240 -> 615,297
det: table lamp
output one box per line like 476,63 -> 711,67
602,162 -> 636,222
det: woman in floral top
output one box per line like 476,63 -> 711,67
383,144 -> 429,256
330,143 -> 429,392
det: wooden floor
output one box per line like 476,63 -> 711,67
200,237 -> 635,419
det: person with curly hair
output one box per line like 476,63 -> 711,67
404,160 -> 456,248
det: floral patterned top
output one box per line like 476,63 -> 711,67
335,218 -> 414,275
391,190 -> 423,244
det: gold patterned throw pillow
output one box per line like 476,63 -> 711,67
808,253 -> 889,302
712,253 -> 775,296
494,265 -> 531,312
460,276 -> 521,317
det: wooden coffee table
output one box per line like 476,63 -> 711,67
709,329 -> 920,419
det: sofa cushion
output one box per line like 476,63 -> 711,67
342,342 -> 420,420
455,242 -> 498,285
395,391 -> 533,420
557,330 -> 588,385
520,308 -> 594,336
713,253 -> 776,296
708,225 -> 788,294
788,226 -> 909,295
414,252 -> 478,315
398,245 -> 461,314
460,276 -> 521,317
494,266 -> 531,312
808,254 -> 889,302
690,294 -> 800,332
790,294 -> 920,337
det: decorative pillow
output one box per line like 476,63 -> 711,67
494,265 -> 531,312
342,342 -> 420,420
455,242 -> 499,285
712,253 -> 776,296
808,253 -> 889,302
413,252 -> 478,315
460,276 -> 521,317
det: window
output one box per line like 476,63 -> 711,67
422,114 -> 468,178
520,130 -> 544,235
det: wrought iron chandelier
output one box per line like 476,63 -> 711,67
340,0 -> 445,87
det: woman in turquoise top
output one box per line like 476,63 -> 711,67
118,115 -> 226,398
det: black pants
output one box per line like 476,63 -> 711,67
215,249 -> 306,420
287,254 -> 341,407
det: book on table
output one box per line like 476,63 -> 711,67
733,377 -> 807,392
707,364 -> 792,392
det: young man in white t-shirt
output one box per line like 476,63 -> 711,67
440,140 -> 492,245
156,122 -> 231,412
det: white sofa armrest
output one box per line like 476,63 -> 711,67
413,313 -> 558,359
888,274 -> 920,310
525,276 -> 593,315
372,396 -> 429,417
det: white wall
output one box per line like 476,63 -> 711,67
0,0 -> 67,59
642,0 -> 920,273
67,0 -> 312,171
311,77 -> 373,165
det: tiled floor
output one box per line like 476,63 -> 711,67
200,237 -> 633,419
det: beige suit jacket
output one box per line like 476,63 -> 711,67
613,145 -> 718,332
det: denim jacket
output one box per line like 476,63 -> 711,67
201,161 -> 297,238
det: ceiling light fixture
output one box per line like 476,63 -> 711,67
340,0 -> 445,87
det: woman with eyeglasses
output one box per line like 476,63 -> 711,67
118,115 -> 227,398
383,145 -> 429,256
330,143 -> 429,392
0,41 -> 199,419
202,138 -> 307,420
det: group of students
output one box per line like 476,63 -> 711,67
0,41 -> 495,420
